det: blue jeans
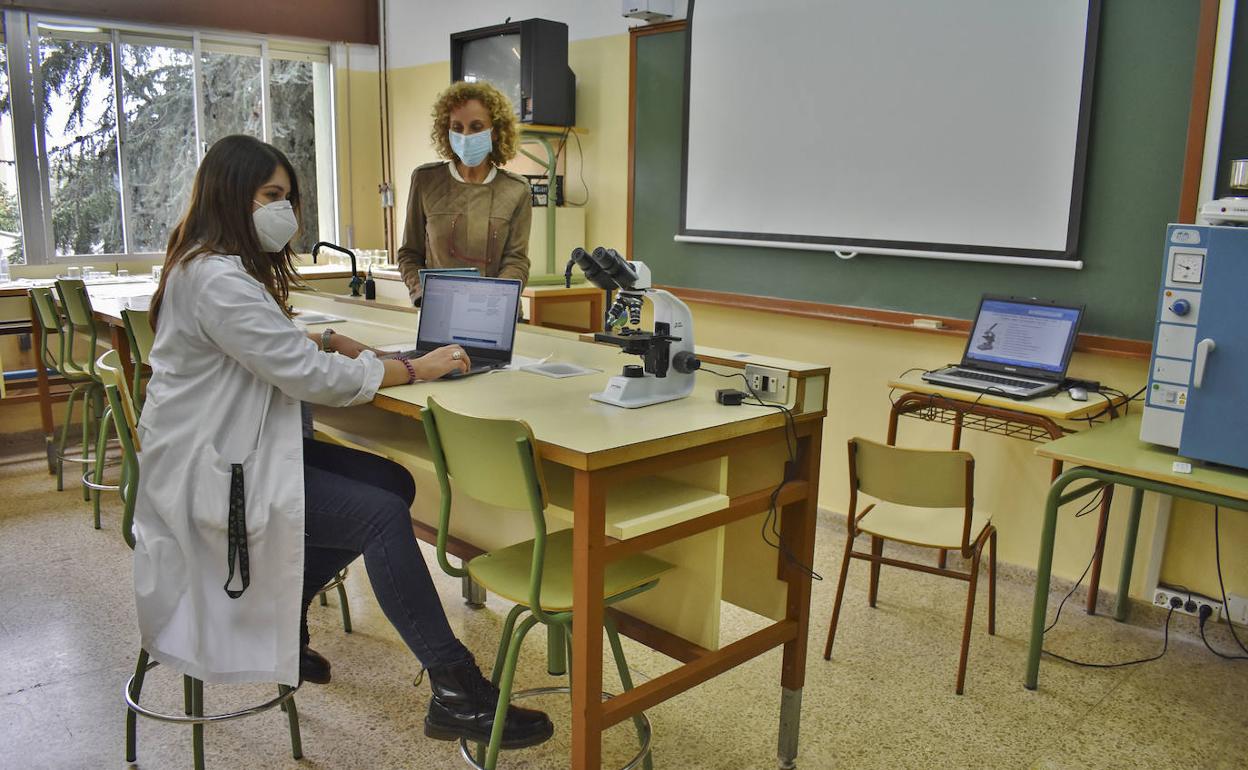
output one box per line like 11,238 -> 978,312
301,438 -> 472,669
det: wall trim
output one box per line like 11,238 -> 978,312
662,284 -> 1152,359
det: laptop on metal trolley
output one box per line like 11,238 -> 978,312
408,274 -> 522,378
921,295 -> 1084,399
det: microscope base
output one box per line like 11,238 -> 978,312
590,374 -> 692,409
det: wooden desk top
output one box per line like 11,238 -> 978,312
888,371 -> 1125,421
290,292 -> 823,471
1036,414 -> 1248,502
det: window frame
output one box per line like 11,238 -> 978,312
2,10 -> 338,264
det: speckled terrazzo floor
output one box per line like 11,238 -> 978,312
2,452 -> 1247,770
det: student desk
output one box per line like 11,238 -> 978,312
291,291 -> 830,769
1025,414 -> 1248,690
522,283 -> 604,333
887,372 -> 1126,614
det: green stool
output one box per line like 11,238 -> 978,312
424,396 -> 670,770
55,279 -> 122,527
29,285 -> 105,499
97,351 -> 304,770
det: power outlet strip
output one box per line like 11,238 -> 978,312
1153,586 -> 1221,620
744,364 -> 790,404
1224,594 -> 1248,627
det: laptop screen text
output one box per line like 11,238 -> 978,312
418,276 -> 520,355
963,299 -> 1080,374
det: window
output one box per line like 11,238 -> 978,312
0,38 -> 24,264
2,13 -> 337,263
268,51 -> 334,252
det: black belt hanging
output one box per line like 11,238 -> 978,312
223,462 -> 250,598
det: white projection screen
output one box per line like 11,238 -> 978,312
679,0 -> 1101,265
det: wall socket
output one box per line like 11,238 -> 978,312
744,364 -> 790,404
1153,586 -> 1221,620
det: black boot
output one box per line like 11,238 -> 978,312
300,646 -> 331,685
424,660 -> 554,749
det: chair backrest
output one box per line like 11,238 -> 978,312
122,308 -> 154,364
53,279 -> 98,375
424,396 -> 548,511
121,309 -> 154,410
848,437 -> 975,550
422,396 -> 552,614
97,350 -> 140,549
55,279 -> 94,329
28,287 -> 65,371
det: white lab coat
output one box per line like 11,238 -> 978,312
134,254 -> 384,685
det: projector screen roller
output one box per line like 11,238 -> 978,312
680,0 -> 1100,263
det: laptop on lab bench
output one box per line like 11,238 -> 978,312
398,274 -> 522,378
921,295 -> 1084,399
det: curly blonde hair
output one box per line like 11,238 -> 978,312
430,81 -> 519,167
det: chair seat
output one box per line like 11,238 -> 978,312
857,500 -> 991,550
468,529 -> 673,612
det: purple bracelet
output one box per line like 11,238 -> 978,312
397,356 -> 417,384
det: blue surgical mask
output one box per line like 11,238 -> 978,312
449,129 -> 493,168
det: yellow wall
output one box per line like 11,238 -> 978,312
339,33 -> 630,256
333,32 -> 1248,605
334,67 -> 385,250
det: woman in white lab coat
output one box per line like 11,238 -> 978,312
135,135 -> 552,750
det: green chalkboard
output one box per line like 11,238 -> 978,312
631,1 -> 1203,340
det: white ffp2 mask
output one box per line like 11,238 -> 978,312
252,199 -> 298,252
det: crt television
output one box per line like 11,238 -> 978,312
450,18 -> 576,126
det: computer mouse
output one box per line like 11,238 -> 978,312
1068,386 -> 1088,402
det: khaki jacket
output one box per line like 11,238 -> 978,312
396,161 -> 532,302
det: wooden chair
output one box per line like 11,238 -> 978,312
822,437 -> 996,694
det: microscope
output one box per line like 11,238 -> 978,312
566,247 -> 701,408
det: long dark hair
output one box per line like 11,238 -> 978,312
150,135 -> 303,327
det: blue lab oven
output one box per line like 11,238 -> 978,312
1140,224 -> 1248,470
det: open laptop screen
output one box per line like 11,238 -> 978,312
418,275 -> 521,357
963,297 -> 1083,375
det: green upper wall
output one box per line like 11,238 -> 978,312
632,0 -> 1205,340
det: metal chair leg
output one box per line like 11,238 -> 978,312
279,684 -> 303,759
184,676 -> 193,716
605,613 -> 653,770
823,525 -> 856,660
191,678 -> 205,770
55,385 -> 83,492
988,528 -> 998,636
318,592 -> 328,607
335,576 -> 352,633
81,388 -> 96,502
125,649 -> 150,763
867,536 -> 884,607
955,539 -> 985,695
91,404 -> 112,529
483,615 -> 541,770
490,605 -> 528,688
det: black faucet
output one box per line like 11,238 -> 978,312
311,241 -> 362,297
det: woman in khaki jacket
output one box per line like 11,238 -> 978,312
397,81 -> 531,305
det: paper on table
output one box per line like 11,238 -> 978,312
377,342 -> 419,353
520,360 -> 600,379
294,310 -> 345,325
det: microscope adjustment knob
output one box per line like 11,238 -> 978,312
672,351 -> 701,374
623,364 -> 645,378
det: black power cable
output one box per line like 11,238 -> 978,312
1213,506 -> 1248,656
699,368 -> 821,581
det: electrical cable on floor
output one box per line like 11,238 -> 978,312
1043,608 -> 1176,669
1213,506 -> 1248,655
1039,489 -> 1179,668
699,368 -> 821,581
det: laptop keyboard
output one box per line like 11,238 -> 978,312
955,370 -> 1040,389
